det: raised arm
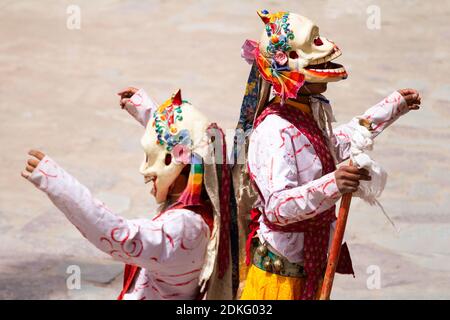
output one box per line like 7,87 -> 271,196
118,87 -> 158,127
332,89 -> 422,163
21,150 -> 209,269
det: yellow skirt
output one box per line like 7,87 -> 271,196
240,265 -> 321,300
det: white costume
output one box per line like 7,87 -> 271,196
236,10 -> 414,300
248,91 -> 408,263
27,89 -> 232,300
28,157 -> 209,300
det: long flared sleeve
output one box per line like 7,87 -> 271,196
248,115 -> 342,226
27,156 -> 209,269
123,89 -> 158,127
332,91 -> 408,162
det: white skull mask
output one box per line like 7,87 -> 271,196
258,11 -> 347,83
140,90 -> 209,204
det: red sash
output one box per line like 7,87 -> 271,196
247,102 -> 354,300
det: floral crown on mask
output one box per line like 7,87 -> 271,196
151,90 -> 194,165
150,90 -> 233,282
243,10 -> 306,102
152,90 -> 189,150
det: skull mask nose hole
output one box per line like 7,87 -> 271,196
164,153 -> 172,166
289,51 -> 298,59
314,37 -> 323,46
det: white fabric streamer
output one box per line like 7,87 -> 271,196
350,120 -> 387,204
350,119 -> 398,231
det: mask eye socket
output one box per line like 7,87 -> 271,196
289,51 -> 298,59
314,37 -> 323,46
164,153 -> 172,166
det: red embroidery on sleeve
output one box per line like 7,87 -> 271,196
38,159 -> 59,190
164,268 -> 202,277
102,225 -> 143,258
162,224 -> 175,248
155,277 -> 197,287
321,178 -> 335,193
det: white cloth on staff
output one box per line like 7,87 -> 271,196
350,121 -> 387,205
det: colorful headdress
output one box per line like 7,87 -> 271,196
141,90 -> 238,298
152,90 -> 192,160
240,10 -> 347,107
253,10 -> 305,101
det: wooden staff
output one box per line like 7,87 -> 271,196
319,119 -> 372,300
319,160 -> 354,300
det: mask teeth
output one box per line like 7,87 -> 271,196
306,67 -> 346,75
308,47 -> 342,66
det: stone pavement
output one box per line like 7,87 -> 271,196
0,0 -> 449,299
